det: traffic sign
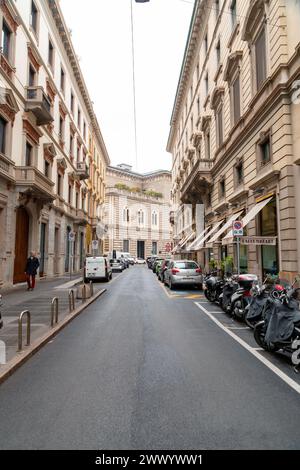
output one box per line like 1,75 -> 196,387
232,220 -> 243,237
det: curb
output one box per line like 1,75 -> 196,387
0,288 -> 106,385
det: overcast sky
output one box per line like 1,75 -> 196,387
60,0 -> 194,173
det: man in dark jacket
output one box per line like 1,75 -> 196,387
25,252 -> 40,291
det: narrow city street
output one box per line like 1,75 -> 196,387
0,266 -> 300,450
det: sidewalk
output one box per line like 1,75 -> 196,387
0,275 -> 102,364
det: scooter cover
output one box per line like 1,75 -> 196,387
265,299 -> 300,345
246,295 -> 267,320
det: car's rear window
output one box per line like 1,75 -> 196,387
175,262 -> 198,269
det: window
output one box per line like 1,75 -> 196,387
152,211 -> 158,227
69,134 -> 74,158
138,210 -> 144,226
215,0 -> 220,18
205,131 -> 210,159
77,108 -> 81,129
70,91 -> 74,114
60,67 -> 65,93
83,121 -> 86,140
25,141 -> 33,166
230,0 -> 237,29
57,173 -> 62,196
123,207 -> 129,223
232,74 -> 241,124
255,27 -> 267,91
205,73 -> 209,97
197,96 -> 200,116
48,39 -> 54,69
196,62 -> 199,81
219,178 -> 225,199
0,116 -> 7,154
59,116 -> 64,141
259,199 -> 278,277
216,105 -> 223,147
75,191 -> 79,209
77,144 -> 81,162
235,160 -> 243,186
204,33 -> 208,55
123,240 -> 129,252
260,138 -> 271,166
68,184 -> 72,205
44,160 -> 50,178
30,1 -> 38,34
216,40 -> 221,66
152,241 -> 157,255
29,64 -> 36,87
2,20 -> 11,60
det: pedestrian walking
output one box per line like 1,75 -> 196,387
25,252 -> 40,291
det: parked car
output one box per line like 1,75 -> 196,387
155,260 -> 163,276
135,258 -> 146,264
158,259 -> 172,282
0,294 -> 3,329
164,260 -> 203,290
147,256 -> 158,269
110,259 -> 124,272
84,256 -> 112,282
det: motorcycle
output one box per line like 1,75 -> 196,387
245,279 -> 286,329
230,274 -> 258,321
254,285 -> 300,368
204,272 -> 224,303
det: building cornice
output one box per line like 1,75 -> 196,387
47,0 -> 110,165
107,166 -> 171,181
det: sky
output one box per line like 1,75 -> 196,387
60,0 -> 194,173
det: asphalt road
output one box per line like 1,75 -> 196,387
0,266 -> 300,449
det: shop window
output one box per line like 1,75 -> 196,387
259,199 -> 278,277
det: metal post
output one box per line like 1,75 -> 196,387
51,297 -> 59,327
18,310 -> 31,352
89,280 -> 94,297
237,237 -> 240,275
68,289 -> 75,313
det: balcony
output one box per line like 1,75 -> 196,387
25,87 -> 53,126
75,208 -> 88,226
0,153 -> 14,182
15,166 -> 55,203
76,161 -> 89,180
0,51 -> 15,79
180,159 -> 213,204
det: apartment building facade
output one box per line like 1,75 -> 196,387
0,0 -> 110,288
104,164 -> 172,259
167,0 -> 300,281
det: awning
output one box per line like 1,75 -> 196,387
189,221 -> 224,251
206,211 -> 243,247
187,227 -> 210,251
222,197 -> 273,242
181,230 -> 196,249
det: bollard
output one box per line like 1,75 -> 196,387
18,310 -> 31,352
51,297 -> 59,327
82,284 -> 87,304
68,289 -> 75,313
89,280 -> 94,297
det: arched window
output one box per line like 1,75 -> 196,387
152,210 -> 158,227
123,207 -> 130,224
137,209 -> 144,226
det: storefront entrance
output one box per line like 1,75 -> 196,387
13,207 -> 29,283
137,240 -> 145,259
259,198 -> 278,277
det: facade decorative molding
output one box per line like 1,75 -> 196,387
27,43 -> 42,71
22,116 -> 43,144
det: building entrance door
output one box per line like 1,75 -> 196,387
13,207 -> 29,283
39,223 -> 46,277
137,240 -> 145,259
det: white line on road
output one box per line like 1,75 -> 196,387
227,326 -> 250,330
194,302 -> 300,395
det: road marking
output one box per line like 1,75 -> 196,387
227,326 -> 250,330
194,302 -> 300,395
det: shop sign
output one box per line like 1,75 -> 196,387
240,237 -> 277,246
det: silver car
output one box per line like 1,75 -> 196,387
164,260 -> 203,290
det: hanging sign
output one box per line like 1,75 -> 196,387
232,220 -> 243,237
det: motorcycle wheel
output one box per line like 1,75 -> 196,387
254,322 -> 279,352
245,317 -> 256,329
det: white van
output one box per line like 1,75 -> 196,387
84,256 -> 112,282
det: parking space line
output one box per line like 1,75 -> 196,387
227,326 -> 251,330
194,302 -> 300,395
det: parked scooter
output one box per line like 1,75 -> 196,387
230,274 -> 258,321
204,272 -> 224,303
254,284 -> 300,367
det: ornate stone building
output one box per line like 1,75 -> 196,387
0,0 -> 109,288
167,0 -> 300,281
104,164 -> 172,259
